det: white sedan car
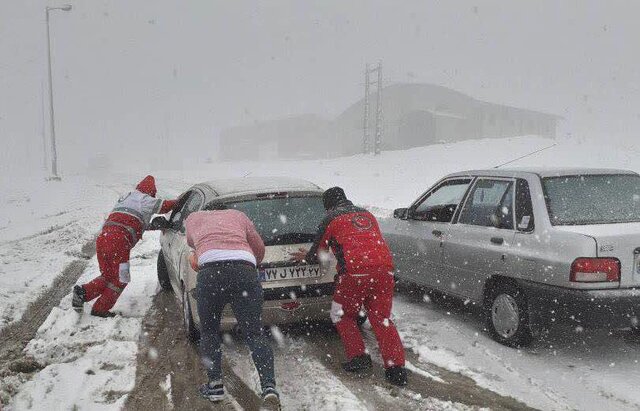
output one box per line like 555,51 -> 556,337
153,177 -> 336,340
382,168 -> 640,347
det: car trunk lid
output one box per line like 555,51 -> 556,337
556,223 -> 640,288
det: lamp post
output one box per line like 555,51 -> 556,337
45,4 -> 72,180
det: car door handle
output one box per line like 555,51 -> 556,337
432,230 -> 443,237
490,237 -> 504,245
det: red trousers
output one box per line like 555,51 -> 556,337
332,268 -> 405,368
82,226 -> 131,313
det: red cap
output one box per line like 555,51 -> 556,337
136,175 -> 157,197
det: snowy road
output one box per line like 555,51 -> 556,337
125,282 -> 526,411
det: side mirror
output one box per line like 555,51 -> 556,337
393,208 -> 409,220
149,216 -> 171,230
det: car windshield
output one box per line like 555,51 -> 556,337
217,196 -> 325,245
543,174 -> 640,225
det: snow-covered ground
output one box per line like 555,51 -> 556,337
6,234 -> 160,409
395,294 -> 640,411
0,177 -> 118,328
3,135 -> 640,410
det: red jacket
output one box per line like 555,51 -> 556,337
306,201 -> 394,275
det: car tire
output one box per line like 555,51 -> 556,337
485,282 -> 533,348
182,286 -> 200,343
157,251 -> 172,291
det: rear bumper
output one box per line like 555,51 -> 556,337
220,295 -> 333,331
519,280 -> 640,329
192,281 -> 335,332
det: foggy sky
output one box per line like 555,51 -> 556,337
1,0 -> 639,176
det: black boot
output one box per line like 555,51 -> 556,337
72,285 -> 86,312
90,309 -> 116,318
385,366 -> 408,387
260,386 -> 281,411
342,354 -> 372,373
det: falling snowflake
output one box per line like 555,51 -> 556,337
270,326 -> 285,348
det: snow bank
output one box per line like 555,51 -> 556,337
158,135 -> 555,212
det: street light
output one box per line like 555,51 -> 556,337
45,4 -> 72,180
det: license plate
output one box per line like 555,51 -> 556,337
259,265 -> 322,282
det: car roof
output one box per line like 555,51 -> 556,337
200,177 -> 323,197
445,167 -> 638,179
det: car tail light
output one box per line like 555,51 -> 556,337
570,258 -> 620,282
280,301 -> 301,311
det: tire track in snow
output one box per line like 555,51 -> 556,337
0,237 -> 95,406
125,291 -> 254,411
305,323 -> 532,411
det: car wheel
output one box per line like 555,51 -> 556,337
182,286 -> 200,343
157,251 -> 172,291
486,282 -> 533,348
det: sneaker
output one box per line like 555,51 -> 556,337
260,386 -> 280,411
72,285 -> 86,312
342,354 -> 373,373
90,309 -> 116,318
199,380 -> 225,402
384,366 -> 408,387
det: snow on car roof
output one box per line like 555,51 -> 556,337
446,167 -> 637,179
202,177 -> 323,196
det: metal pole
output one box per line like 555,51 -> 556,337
374,61 -> 383,155
363,63 -> 370,154
41,80 -> 48,172
45,7 -> 60,180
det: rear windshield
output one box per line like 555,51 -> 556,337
543,174 -> 640,225
213,196 -> 325,245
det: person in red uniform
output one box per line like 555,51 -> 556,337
72,175 -> 177,317
290,187 -> 407,386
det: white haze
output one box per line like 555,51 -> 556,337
1,0 -> 639,177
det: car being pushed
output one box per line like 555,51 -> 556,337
152,177 -> 336,341
381,168 -> 640,347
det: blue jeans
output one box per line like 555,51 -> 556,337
196,261 -> 275,390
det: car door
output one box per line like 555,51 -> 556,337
390,178 -> 473,286
164,190 -> 204,289
442,177 -> 516,301
161,193 -> 191,275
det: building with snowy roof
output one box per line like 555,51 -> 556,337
219,83 -> 559,160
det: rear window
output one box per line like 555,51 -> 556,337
543,174 -> 640,225
214,196 -> 325,245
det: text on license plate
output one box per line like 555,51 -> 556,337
259,265 -> 322,282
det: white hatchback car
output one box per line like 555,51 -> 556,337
153,177 -> 336,340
